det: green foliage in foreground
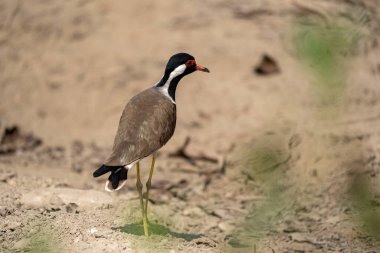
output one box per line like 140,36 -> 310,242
21,228 -> 60,253
293,18 -> 357,111
349,175 -> 380,239
229,139 -> 291,250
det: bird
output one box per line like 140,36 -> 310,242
93,53 -> 209,236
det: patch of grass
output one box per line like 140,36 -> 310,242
231,138 -> 291,248
113,199 -> 202,252
348,175 -> 380,238
113,202 -> 203,252
293,17 -> 357,117
244,139 -> 290,182
116,222 -> 202,241
118,222 -> 170,236
22,227 -> 60,253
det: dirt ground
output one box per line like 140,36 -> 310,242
1,0 -> 380,252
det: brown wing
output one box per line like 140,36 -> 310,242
105,87 -> 176,166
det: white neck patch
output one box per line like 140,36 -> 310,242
155,64 -> 187,104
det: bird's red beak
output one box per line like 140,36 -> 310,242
196,64 -> 210,73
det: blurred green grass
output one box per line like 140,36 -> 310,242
294,14 -> 380,245
348,175 -> 380,239
21,227 -> 60,253
293,18 -> 356,114
230,138 -> 291,249
114,202 -> 174,236
116,222 -> 202,241
229,10 -> 376,252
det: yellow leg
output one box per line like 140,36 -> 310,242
144,155 -> 156,223
136,162 -> 149,236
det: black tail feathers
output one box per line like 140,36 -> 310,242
93,165 -> 128,190
109,167 -> 128,189
93,164 -> 119,177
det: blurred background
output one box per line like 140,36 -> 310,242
1,0 -> 380,252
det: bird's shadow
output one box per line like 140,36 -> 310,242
113,222 -> 203,241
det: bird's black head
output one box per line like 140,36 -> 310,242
156,53 -> 209,102
165,53 -> 210,76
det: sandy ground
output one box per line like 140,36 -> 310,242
1,0 -> 380,252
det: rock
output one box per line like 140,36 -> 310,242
12,238 -> 29,250
0,206 -> 7,217
0,125 -> 42,154
66,203 -> 79,213
182,206 -> 205,217
87,227 -> 112,239
21,188 -> 113,210
0,170 -> 16,182
211,209 -> 229,219
49,194 -> 65,209
218,222 -> 234,232
87,227 -> 98,234
290,233 -> 320,246
254,54 -> 280,76
6,221 -> 21,231
0,206 -> 14,217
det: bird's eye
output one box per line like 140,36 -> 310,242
185,60 -> 196,67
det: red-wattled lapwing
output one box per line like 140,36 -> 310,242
93,53 -> 209,236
